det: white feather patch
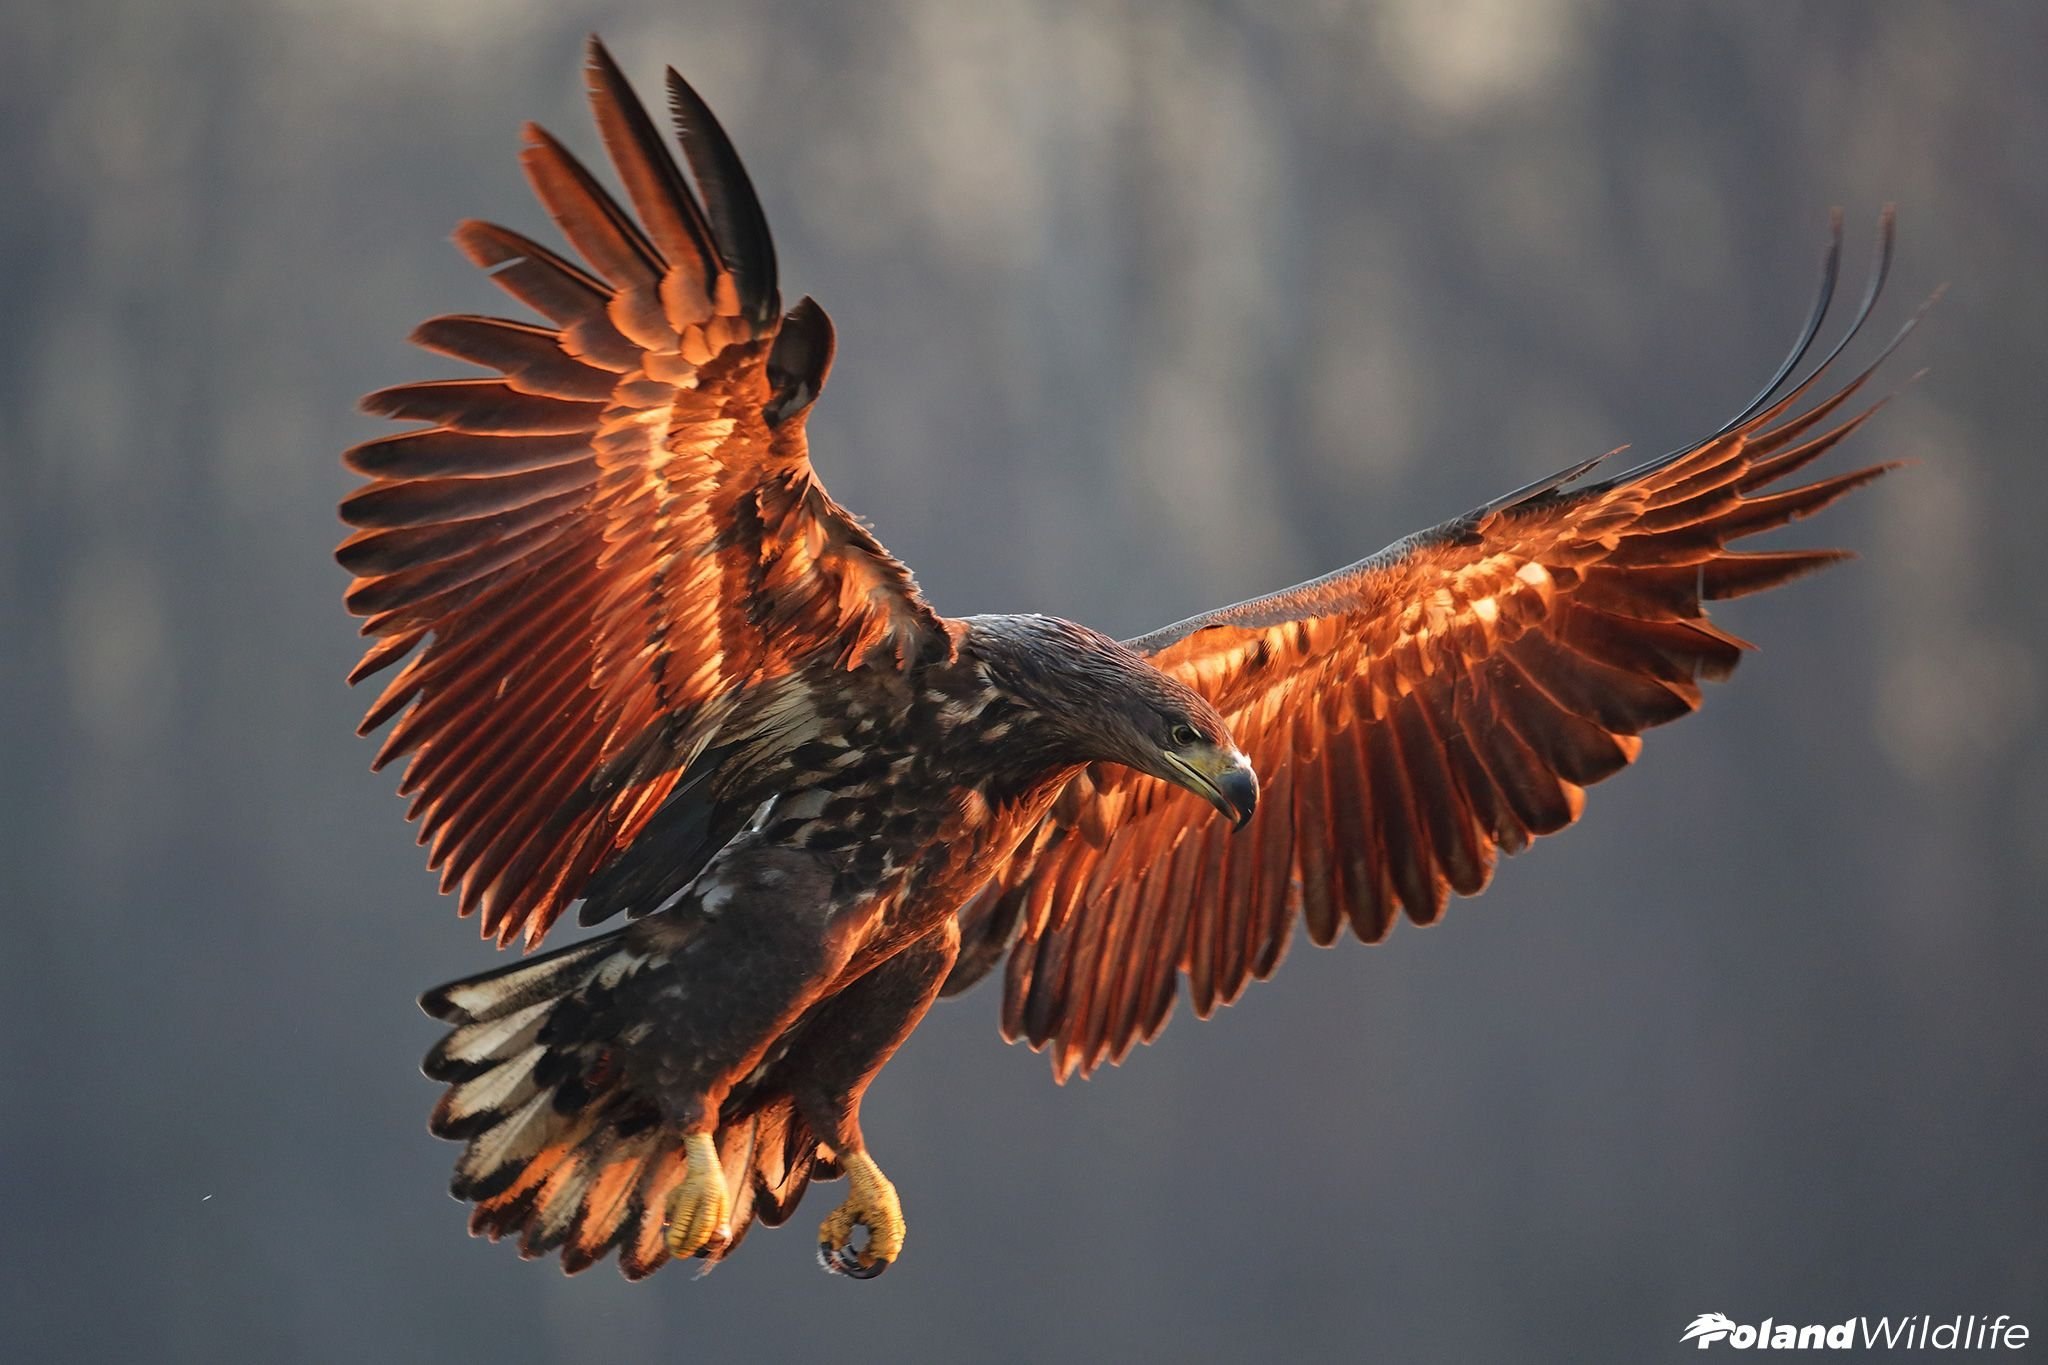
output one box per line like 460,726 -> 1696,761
437,940 -> 608,1022
592,951 -> 636,992
439,999 -> 553,1067
444,1045 -> 545,1123
535,1133 -> 605,1237
457,1089 -> 557,1185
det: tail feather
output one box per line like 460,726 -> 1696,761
712,1096 -> 831,1252
424,931 -> 682,1275
425,997 -> 554,1081
431,1045 -> 548,1141
562,1133 -> 656,1274
420,930 -> 840,1277
697,1097 -> 830,1266
456,1090 -> 556,1200
525,1118 -> 618,1258
617,1144 -> 690,1279
421,934 -> 613,1024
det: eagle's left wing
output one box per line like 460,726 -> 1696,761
947,215 -> 1919,1080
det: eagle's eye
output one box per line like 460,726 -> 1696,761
1170,723 -> 1200,747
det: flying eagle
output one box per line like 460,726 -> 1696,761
339,38 -> 1916,1279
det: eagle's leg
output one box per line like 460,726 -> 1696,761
625,845 -> 867,1261
665,1132 -> 731,1259
795,920 -> 960,1279
818,1151 -> 903,1279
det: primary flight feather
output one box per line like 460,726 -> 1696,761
340,37 -> 1914,1279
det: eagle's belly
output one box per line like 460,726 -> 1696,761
712,778 -> 1067,1123
672,658 -> 1082,1121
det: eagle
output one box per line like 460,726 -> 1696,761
339,38 -> 1916,1280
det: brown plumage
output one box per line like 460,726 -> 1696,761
341,38 -> 1917,1279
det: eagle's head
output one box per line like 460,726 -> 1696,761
1103,659 -> 1259,830
970,614 -> 1259,828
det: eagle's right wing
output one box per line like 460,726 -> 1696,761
339,39 -> 950,948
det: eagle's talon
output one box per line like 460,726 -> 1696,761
820,1235 -> 890,1279
817,1149 -> 903,1278
664,1132 -> 732,1260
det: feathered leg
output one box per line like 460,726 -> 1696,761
789,920 -> 960,1278
615,845 -> 875,1261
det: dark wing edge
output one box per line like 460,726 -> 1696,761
339,38 -> 948,949
946,212 -> 1923,1080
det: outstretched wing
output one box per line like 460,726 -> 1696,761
948,213 -> 1918,1080
340,39 -> 948,948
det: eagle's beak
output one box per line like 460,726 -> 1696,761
1165,745 -> 1260,831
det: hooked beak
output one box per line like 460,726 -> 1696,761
1163,745 -> 1260,831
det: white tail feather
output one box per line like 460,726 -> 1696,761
430,938 -> 612,1023
442,1044 -> 545,1123
456,1089 -> 556,1187
438,998 -> 553,1068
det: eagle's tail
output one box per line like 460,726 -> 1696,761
704,1097 -> 839,1265
417,935 -> 836,1277
420,932 -> 689,1277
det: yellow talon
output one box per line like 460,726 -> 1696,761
664,1132 -> 732,1259
818,1149 -> 904,1279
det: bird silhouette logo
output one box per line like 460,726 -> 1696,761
1682,1313 -> 1738,1347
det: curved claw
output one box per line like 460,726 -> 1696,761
818,1234 -> 891,1278
816,1149 -> 904,1279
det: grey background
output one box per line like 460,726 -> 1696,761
4,1 -> 2043,1361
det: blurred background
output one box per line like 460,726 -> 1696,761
4,1 -> 2044,1360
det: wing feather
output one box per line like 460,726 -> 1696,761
407,314 -> 624,400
